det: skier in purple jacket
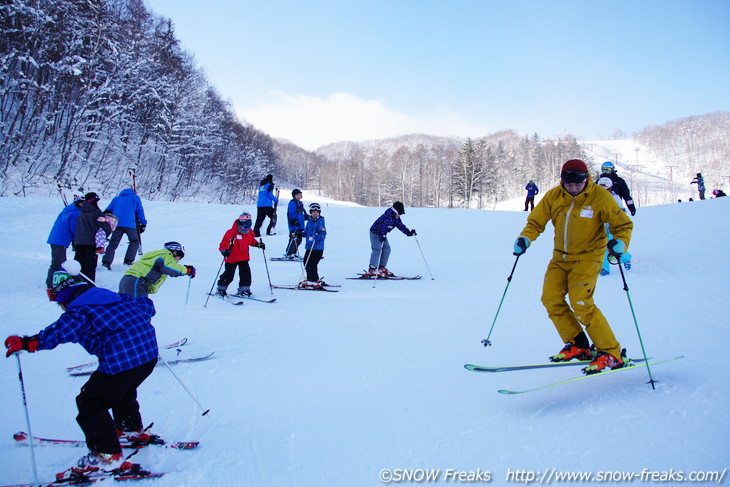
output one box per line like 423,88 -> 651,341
366,201 -> 416,277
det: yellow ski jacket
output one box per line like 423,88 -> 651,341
520,181 -> 633,263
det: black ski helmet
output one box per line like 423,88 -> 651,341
164,241 -> 185,259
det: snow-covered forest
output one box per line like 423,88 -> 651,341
1,0 -> 278,202
2,0 -> 728,210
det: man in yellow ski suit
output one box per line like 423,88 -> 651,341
513,159 -> 633,373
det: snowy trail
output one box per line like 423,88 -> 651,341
0,196 -> 727,486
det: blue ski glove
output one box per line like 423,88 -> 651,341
607,239 -> 625,257
513,237 -> 530,256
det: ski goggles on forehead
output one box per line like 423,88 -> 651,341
561,170 -> 588,184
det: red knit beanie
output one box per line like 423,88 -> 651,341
561,159 -> 588,173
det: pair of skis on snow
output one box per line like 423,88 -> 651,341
207,292 -> 277,305
66,338 -> 214,377
8,424 -> 196,486
465,355 -> 685,394
271,272 -> 422,293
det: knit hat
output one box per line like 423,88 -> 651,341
560,159 -> 589,184
292,189 -> 302,197
393,201 -> 405,215
84,192 -> 100,203
561,159 -> 588,173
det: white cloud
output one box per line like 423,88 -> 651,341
238,92 -> 488,151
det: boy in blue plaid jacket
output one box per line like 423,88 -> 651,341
5,267 -> 159,476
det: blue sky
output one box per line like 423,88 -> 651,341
145,0 -> 730,150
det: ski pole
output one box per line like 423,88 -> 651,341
482,253 -> 521,347
158,354 -> 210,416
204,258 -> 226,308
615,256 -> 656,389
15,354 -> 40,487
177,276 -> 192,342
413,234 -> 434,280
259,238 -> 273,294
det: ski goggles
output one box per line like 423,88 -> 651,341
561,170 -> 589,184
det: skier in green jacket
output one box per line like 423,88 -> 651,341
118,242 -> 195,298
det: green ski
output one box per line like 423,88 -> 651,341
465,357 -> 649,373
497,356 -> 684,395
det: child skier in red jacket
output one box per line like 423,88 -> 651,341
217,213 -> 265,297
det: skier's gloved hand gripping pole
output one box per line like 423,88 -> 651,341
609,239 -> 657,389
481,238 -> 528,347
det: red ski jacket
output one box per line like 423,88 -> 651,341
219,220 -> 259,263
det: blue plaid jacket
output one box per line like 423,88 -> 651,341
38,288 -> 158,375
369,208 -> 409,238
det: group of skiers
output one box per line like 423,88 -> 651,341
7,187 -> 196,481
8,158 -> 717,482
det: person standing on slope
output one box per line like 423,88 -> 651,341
284,189 -> 308,260
45,199 -> 83,288
524,180 -> 539,211
599,161 -> 637,216
217,213 -> 265,297
74,193 -> 112,282
118,241 -> 195,298
513,159 -> 633,374
253,174 -> 278,237
596,177 -> 633,275
5,266 -> 158,480
691,173 -> 706,200
366,201 -> 416,278
299,203 -> 327,289
101,188 -> 147,269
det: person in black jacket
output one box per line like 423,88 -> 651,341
600,162 -> 637,216
74,193 -> 111,282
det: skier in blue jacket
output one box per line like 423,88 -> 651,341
102,188 -> 147,269
46,199 -> 83,287
299,203 -> 327,288
367,201 -> 416,277
284,189 -> 308,259
5,267 -> 158,478
253,174 -> 278,237
524,180 -> 539,211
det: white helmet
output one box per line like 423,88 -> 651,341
597,177 -> 613,190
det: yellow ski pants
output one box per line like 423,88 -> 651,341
541,259 -> 621,359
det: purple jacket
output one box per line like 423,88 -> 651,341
369,208 -> 409,237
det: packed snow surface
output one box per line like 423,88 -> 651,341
0,194 -> 727,486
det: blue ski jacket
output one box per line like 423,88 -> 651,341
304,215 -> 326,251
47,201 -> 81,247
525,183 -> 539,197
256,183 -> 278,208
38,288 -> 158,375
105,188 -> 147,228
287,199 -> 307,232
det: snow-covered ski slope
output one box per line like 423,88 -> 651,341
0,194 -> 727,486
